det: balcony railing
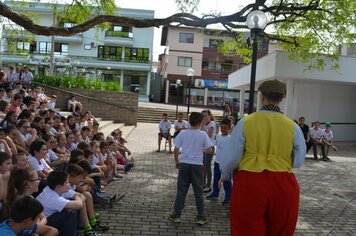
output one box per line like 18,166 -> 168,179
105,31 -> 133,38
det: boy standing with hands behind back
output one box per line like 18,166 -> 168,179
169,112 -> 213,225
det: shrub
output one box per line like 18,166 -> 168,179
34,75 -> 121,92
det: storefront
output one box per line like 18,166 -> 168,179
167,79 -> 244,111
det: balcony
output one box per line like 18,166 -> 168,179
54,34 -> 83,43
103,31 -> 134,47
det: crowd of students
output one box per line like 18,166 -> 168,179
0,66 -> 134,236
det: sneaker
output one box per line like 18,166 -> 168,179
109,194 -> 117,208
203,187 -> 212,193
95,212 -> 100,220
206,194 -> 218,200
84,230 -> 101,236
115,173 -> 123,178
221,200 -> 230,205
91,222 -> 110,232
322,158 -> 328,162
115,192 -> 126,203
168,212 -> 181,223
195,216 -> 208,225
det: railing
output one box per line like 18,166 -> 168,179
33,82 -> 137,113
105,31 -> 133,38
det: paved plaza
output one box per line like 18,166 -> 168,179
99,123 -> 356,236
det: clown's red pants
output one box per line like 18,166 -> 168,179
230,171 -> 299,236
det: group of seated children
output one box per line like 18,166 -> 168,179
0,84 -> 134,236
298,117 -> 336,161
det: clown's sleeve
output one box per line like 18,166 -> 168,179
220,119 -> 245,180
292,124 -> 307,168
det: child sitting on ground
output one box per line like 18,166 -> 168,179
0,196 -> 57,236
64,164 -> 109,235
36,171 -> 83,236
76,160 -> 122,206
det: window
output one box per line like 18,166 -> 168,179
209,39 -> 224,48
106,25 -> 133,38
222,60 -> 233,72
64,23 -> 76,28
124,48 -> 149,62
54,43 -> 68,55
178,57 -> 192,67
84,44 -> 91,50
16,42 -> 30,51
39,42 -> 51,54
179,33 -> 194,43
113,26 -> 123,32
202,61 -> 221,71
97,45 -> 122,61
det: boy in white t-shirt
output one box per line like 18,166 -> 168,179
309,121 -> 327,161
173,112 -> 187,139
206,118 -> 232,205
36,171 -> 83,236
47,95 -> 57,110
157,113 -> 172,153
169,112 -> 213,225
322,122 -> 337,158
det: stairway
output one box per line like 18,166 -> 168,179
137,106 -> 225,124
56,111 -> 135,139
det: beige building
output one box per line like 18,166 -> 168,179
154,26 -> 266,110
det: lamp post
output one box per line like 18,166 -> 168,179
186,68 -> 195,116
175,79 -> 182,119
246,10 -> 268,114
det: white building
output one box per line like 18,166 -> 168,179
228,46 -> 356,141
0,2 -> 154,101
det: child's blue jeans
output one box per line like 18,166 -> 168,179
211,162 -> 231,202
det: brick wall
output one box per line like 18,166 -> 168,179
43,87 -> 138,126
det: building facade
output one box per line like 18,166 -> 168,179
228,45 -> 356,141
156,26 -> 268,110
0,2 -> 154,101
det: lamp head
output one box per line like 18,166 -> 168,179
246,10 -> 268,30
186,68 -> 195,77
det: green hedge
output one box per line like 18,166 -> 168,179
34,75 -> 121,92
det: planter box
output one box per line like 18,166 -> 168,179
43,87 -> 138,126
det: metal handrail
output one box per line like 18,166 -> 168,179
33,82 -> 137,113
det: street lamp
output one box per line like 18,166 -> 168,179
246,10 -> 268,114
186,68 -> 195,116
175,79 -> 182,119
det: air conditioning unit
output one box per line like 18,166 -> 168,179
91,42 -> 97,48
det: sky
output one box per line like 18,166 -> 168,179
115,0 -> 256,60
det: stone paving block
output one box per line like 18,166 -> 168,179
97,123 -> 356,235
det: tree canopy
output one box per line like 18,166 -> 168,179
0,0 -> 355,69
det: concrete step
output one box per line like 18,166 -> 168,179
99,123 -> 125,137
120,125 -> 135,139
98,120 -> 114,131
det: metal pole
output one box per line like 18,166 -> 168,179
248,29 -> 259,114
187,76 -> 191,115
175,85 -> 179,119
